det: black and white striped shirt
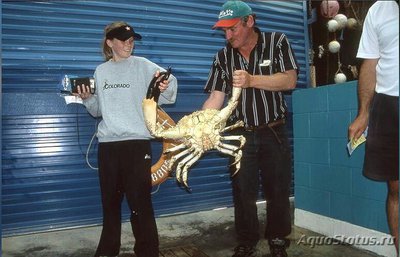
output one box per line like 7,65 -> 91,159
204,28 -> 298,127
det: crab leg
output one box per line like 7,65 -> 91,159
217,136 -> 246,171
175,147 -> 200,184
164,143 -> 187,154
216,143 -> 243,176
217,142 -> 240,152
216,87 -> 242,122
220,135 -> 246,148
167,147 -> 192,170
221,121 -> 245,133
180,151 -> 203,188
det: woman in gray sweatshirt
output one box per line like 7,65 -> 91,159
75,21 -> 177,257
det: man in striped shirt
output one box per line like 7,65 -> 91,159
202,1 -> 299,257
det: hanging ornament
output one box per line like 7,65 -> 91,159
334,14 -> 348,29
327,19 -> 340,32
318,45 -> 325,58
346,18 -> 359,30
320,0 -> 340,18
328,40 -> 341,53
334,73 -> 347,83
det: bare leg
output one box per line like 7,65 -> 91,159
387,180 -> 399,255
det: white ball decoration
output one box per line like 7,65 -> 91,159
346,18 -> 358,29
334,73 -> 347,83
327,19 -> 339,32
334,14 -> 348,29
328,40 -> 341,53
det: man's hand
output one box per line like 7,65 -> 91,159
233,70 -> 251,88
348,114 -> 369,141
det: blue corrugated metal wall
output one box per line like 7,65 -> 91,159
2,0 -> 309,236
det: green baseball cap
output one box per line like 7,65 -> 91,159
213,0 -> 253,29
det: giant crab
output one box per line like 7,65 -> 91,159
142,71 -> 245,188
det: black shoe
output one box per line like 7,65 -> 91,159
269,246 -> 287,257
269,238 -> 290,257
232,245 -> 257,257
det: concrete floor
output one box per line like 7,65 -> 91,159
2,202 -> 385,257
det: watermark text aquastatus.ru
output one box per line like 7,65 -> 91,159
297,234 -> 395,248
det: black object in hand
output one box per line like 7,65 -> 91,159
71,77 -> 95,94
146,67 -> 172,102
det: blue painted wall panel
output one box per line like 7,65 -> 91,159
2,0 -> 309,235
293,82 -> 390,234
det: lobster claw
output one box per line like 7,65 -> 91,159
146,67 -> 172,102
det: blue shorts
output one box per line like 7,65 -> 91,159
363,93 -> 399,181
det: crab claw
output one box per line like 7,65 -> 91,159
146,67 -> 172,102
142,98 -> 158,135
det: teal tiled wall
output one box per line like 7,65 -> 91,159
292,81 -> 389,234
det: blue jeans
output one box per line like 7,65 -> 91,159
230,125 -> 292,247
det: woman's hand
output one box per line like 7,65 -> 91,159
154,70 -> 169,93
73,84 -> 92,100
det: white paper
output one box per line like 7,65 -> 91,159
64,95 -> 83,105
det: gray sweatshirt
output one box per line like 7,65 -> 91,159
83,56 -> 177,142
